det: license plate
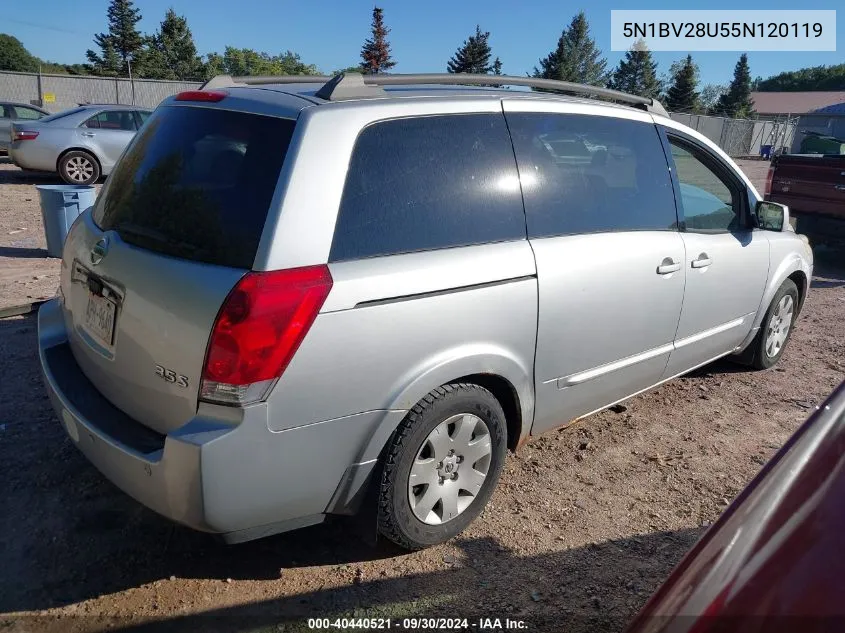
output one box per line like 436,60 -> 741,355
84,292 -> 116,347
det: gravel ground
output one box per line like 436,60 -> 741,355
1,158 -> 844,632
0,160 -> 103,312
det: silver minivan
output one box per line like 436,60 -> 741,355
37,74 -> 813,549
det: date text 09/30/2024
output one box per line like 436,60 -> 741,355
307,617 -> 529,630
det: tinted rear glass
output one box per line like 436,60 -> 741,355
93,106 -> 295,268
329,113 -> 525,262
506,113 -> 677,237
38,107 -> 86,123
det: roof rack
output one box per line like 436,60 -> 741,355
199,72 -> 669,117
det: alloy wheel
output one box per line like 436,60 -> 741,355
66,156 -> 94,183
765,294 -> 794,358
408,413 -> 492,525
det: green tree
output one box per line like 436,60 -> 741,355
757,63 -> 845,91
700,84 -> 726,114
608,41 -> 660,99
0,34 -> 40,72
447,25 -> 494,74
664,54 -> 701,113
533,12 -> 607,86
276,51 -> 319,75
204,52 -> 225,78
332,65 -> 364,75
137,9 -> 204,80
204,47 -> 319,77
220,47 -> 265,76
87,0 -> 144,76
492,57 -> 502,76
714,53 -> 754,117
40,61 -> 92,75
360,7 -> 395,74
88,40 -> 122,77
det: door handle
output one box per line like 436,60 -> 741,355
657,258 -> 681,275
691,253 -> 712,269
81,132 -> 95,137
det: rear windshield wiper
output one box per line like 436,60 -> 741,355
113,222 -> 199,253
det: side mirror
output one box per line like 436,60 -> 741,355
756,201 -> 790,232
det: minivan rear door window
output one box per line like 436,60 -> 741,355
93,106 -> 296,269
506,113 -> 678,237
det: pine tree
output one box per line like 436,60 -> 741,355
664,55 -> 701,113
86,0 -> 144,76
447,25 -> 494,74
137,9 -> 204,80
360,7 -> 395,74
87,39 -> 122,77
608,42 -> 660,99
715,53 -> 754,117
533,12 -> 607,86
492,57 -> 503,76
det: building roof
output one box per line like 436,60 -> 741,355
751,91 -> 845,115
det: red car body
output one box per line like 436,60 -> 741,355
626,381 -> 845,633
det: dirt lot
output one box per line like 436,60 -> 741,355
1,158 -> 844,633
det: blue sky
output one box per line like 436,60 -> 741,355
4,0 -> 843,86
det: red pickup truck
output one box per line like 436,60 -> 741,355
765,154 -> 845,247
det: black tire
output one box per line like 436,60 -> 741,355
59,150 -> 100,185
748,279 -> 799,370
377,383 -> 507,550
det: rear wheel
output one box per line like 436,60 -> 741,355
59,151 -> 100,185
377,383 -> 507,550
749,279 -> 799,370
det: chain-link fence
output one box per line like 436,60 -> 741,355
668,112 -> 797,158
0,70 -> 202,113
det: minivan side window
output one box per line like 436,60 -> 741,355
329,113 -> 525,262
506,113 -> 677,237
667,138 -> 743,233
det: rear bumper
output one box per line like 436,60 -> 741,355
9,143 -> 57,172
37,298 -> 399,539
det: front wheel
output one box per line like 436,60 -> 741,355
377,383 -> 507,550
59,150 -> 100,185
749,279 -> 799,370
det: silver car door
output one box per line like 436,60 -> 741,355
661,131 -> 770,378
0,105 -> 11,151
80,110 -> 137,171
504,101 -> 685,435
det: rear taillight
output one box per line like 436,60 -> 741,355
200,265 -> 333,406
13,130 -> 39,141
764,165 -> 774,197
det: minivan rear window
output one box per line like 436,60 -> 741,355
93,106 -> 295,269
